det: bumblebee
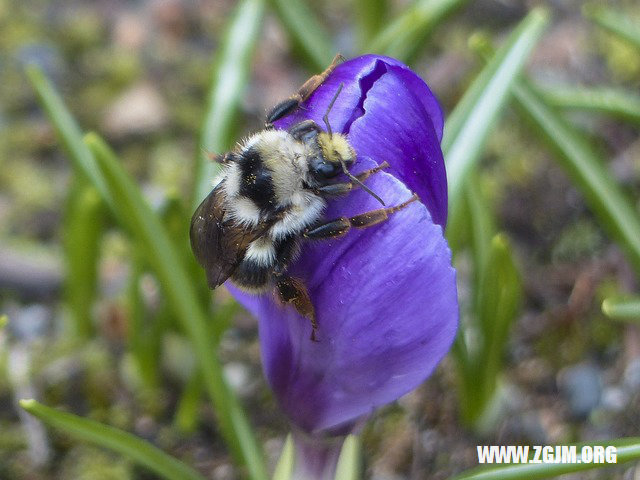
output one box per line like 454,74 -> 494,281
190,55 -> 417,340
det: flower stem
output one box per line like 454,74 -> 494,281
291,431 -> 346,480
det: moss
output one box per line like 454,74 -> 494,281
58,445 -> 133,480
0,422 -> 25,450
551,220 -> 604,263
55,9 -> 105,55
0,157 -> 60,210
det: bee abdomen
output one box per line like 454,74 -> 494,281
231,260 -> 271,291
231,237 -> 277,291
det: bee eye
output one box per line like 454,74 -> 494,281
310,157 -> 340,179
317,163 -> 339,178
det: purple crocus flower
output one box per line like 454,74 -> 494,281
229,55 -> 458,478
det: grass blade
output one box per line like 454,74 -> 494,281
20,399 -> 206,480
63,182 -> 104,338
86,134 -> 267,480
193,0 -> 265,209
273,435 -> 294,480
512,81 -> 640,274
368,0 -> 467,63
126,250 -> 165,390
334,435 -> 361,480
175,373 -> 203,433
602,297 -> 640,322
583,5 -> 640,50
473,234 -> 521,422
540,86 -> 640,125
442,8 -> 549,217
451,437 -> 640,479
465,175 -> 495,275
268,0 -> 334,71
25,66 -> 115,214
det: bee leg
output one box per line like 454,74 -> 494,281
273,272 -> 318,341
266,54 -> 345,125
354,161 -> 390,181
314,162 -> 390,197
304,193 -> 419,239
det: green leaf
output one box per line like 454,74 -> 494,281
512,81 -> 640,275
175,373 -> 204,434
445,190 -> 471,254
0,315 -> 7,329
20,399 -> 206,480
475,235 -> 521,411
442,8 -> 549,219
193,0 -> 265,210
85,134 -> 267,480
583,4 -> 640,50
353,0 -> 388,48
540,86 -> 640,125
368,0 -> 468,63
457,225 -> 522,427
273,435 -> 294,480
126,250 -> 165,391
451,437 -> 640,480
268,0 -> 334,71
478,235 -> 521,345
334,435 -> 361,480
602,297 -> 640,322
25,66 -> 116,214
465,174 -> 495,276
63,181 -> 105,339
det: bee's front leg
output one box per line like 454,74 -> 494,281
314,162 -> 390,197
304,193 -> 419,240
266,54 -> 345,125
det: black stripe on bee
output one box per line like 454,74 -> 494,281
274,235 -> 300,268
232,257 -> 272,290
238,147 -> 276,212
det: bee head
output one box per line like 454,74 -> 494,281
310,82 -> 385,205
316,131 -> 355,168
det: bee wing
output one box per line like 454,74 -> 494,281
190,183 -> 266,289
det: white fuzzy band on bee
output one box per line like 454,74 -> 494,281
270,192 -> 325,239
223,163 -> 241,197
244,238 -> 277,266
228,196 -> 262,226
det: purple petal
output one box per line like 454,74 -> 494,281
229,168 -> 458,433
275,55 -> 447,227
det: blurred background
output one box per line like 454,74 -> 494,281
1,0 -> 640,479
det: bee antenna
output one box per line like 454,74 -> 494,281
339,159 -> 385,206
323,83 -> 344,137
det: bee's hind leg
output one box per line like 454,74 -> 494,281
266,54 -> 345,125
273,271 -> 318,341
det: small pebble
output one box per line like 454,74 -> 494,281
103,82 -> 169,137
601,386 -> 629,412
558,363 -> 602,419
